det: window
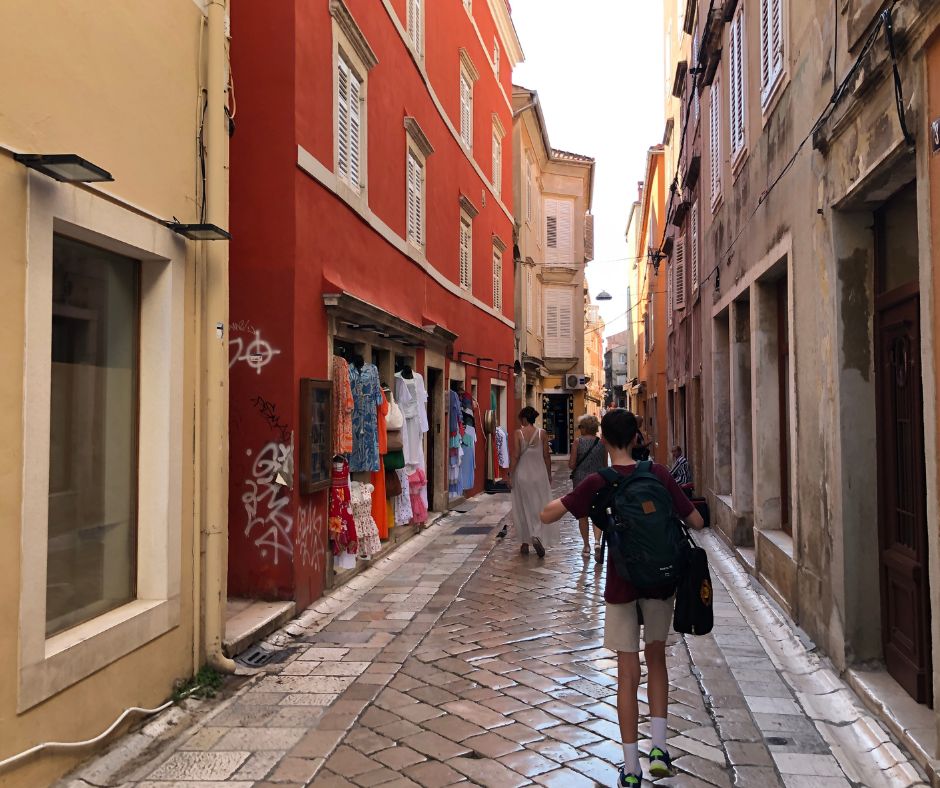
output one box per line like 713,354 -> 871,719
690,202 -> 699,296
463,0 -> 471,11
667,258 -> 674,326
728,7 -> 746,162
493,37 -> 500,75
692,25 -> 700,123
336,55 -> 363,192
407,0 -> 422,57
459,213 -> 472,290
526,268 -> 533,332
492,128 -> 502,194
47,235 -> 139,636
544,286 -> 574,357
525,156 -> 533,223
674,237 -> 686,310
649,292 -> 655,347
544,197 -> 574,265
406,150 -> 424,247
492,245 -> 503,311
760,0 -> 784,106
710,76 -> 722,209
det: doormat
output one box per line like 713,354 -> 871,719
454,526 -> 494,535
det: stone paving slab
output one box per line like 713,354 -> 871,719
64,463 -> 929,787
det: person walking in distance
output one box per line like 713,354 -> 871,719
508,406 -> 553,557
568,414 -> 608,559
540,409 -> 704,786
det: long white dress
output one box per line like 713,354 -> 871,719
510,429 -> 554,547
395,372 -> 428,468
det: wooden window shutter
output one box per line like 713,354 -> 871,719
692,31 -> 700,122
545,289 -> 560,357
667,259 -> 674,326
525,160 -> 533,222
690,203 -> 700,294
674,238 -> 686,310
558,290 -> 573,356
408,0 -> 422,56
545,198 -> 573,265
729,10 -> 746,159
460,73 -> 472,147
337,58 -> 350,182
348,73 -> 361,190
407,152 -> 423,245
492,247 -> 502,310
492,131 -> 501,193
710,77 -> 721,208
760,0 -> 784,106
526,268 -> 533,331
459,217 -> 472,289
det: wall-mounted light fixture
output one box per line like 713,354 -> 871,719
14,153 -> 113,183
167,221 -> 231,241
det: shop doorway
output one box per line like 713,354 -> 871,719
874,183 -> 932,705
426,366 -> 443,512
542,394 -> 571,454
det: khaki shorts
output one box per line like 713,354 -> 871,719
604,597 -> 675,653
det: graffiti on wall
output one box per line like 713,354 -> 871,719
251,395 -> 291,444
296,501 -> 324,574
242,437 -> 294,564
230,328 -> 281,374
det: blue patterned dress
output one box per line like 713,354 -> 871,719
349,363 -> 382,472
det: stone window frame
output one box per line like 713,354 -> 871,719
404,116 -> 434,253
18,175 -> 186,712
330,0 -> 378,210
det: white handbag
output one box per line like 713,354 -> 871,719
386,389 -> 404,431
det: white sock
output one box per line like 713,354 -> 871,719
622,742 -> 641,774
651,717 -> 668,751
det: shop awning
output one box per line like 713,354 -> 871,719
323,291 -> 457,348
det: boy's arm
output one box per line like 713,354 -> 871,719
683,509 -> 705,530
540,498 -> 568,524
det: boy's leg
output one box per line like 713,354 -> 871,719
640,596 -> 677,776
605,602 -> 643,779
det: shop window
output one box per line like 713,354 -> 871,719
47,235 -> 139,636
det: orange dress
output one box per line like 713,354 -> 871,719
332,357 -> 354,455
370,389 -> 390,539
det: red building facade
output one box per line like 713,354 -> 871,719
228,0 -> 523,607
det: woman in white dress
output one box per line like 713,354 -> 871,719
507,406 -> 554,557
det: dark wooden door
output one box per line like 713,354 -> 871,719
876,289 -> 933,705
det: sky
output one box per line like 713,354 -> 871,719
510,0 -> 665,344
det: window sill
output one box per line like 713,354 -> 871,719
760,73 -> 788,127
20,597 -> 180,712
731,147 -> 748,181
711,193 -> 724,215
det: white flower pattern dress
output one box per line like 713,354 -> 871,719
349,481 -> 381,559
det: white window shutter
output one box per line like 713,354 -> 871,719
760,0 -> 771,99
770,0 -> 784,97
337,59 -> 350,181
407,152 -> 423,246
525,161 -> 532,222
414,156 -> 423,245
545,198 -> 573,265
667,261 -> 674,326
459,218 -> 472,289
526,268 -> 533,331
558,291 -> 573,356
729,11 -> 746,158
546,200 -> 558,252
710,77 -> 721,207
460,74 -> 472,147
348,74 -> 361,191
690,203 -> 700,294
675,238 -> 686,310
492,132 -> 501,193
408,0 -> 422,56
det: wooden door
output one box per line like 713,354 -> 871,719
876,289 -> 932,705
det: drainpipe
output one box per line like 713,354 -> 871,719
203,0 -> 236,674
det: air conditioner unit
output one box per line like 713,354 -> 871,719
565,374 -> 587,390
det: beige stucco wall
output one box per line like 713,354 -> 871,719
0,2 -> 208,784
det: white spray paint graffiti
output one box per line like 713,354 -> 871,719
296,502 -> 325,574
242,439 -> 294,564
230,328 -> 281,374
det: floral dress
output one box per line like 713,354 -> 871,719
350,481 -> 382,558
393,468 -> 413,525
349,363 -> 382,472
328,456 -> 358,569
332,357 -> 354,455
408,468 -> 429,524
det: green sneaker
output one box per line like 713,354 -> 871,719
648,747 -> 676,778
618,766 -> 642,786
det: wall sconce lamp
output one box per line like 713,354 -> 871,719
167,221 -> 231,241
648,248 -> 666,275
14,153 -> 113,183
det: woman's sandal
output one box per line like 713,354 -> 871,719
532,537 -> 545,558
520,543 -> 529,555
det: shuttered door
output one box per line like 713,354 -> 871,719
545,198 -> 574,265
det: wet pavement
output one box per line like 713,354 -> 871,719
66,461 -> 928,787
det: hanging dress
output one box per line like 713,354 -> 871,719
350,481 -> 382,558
395,372 -> 429,468
408,468 -> 429,524
328,456 -> 358,569
349,363 -> 382,473
460,425 -> 477,492
510,428 -> 554,547
371,388 -> 390,539
393,468 -> 413,525
332,357 -> 354,455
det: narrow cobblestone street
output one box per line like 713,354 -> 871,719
68,462 -> 928,788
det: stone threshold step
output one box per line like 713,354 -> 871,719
223,599 -> 296,658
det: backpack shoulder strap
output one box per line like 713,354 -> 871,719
589,467 -> 622,527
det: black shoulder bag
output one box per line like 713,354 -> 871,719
569,437 -> 601,481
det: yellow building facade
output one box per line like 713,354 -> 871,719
0,2 -> 231,784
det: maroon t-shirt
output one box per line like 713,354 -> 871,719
561,464 -> 695,604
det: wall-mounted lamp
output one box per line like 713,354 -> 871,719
167,222 -> 231,241
648,248 -> 666,275
14,153 -> 113,183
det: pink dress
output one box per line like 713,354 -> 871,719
328,457 -> 358,567
408,468 -> 428,524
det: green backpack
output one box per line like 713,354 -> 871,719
589,462 -> 686,596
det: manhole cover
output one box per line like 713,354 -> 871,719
765,736 -> 789,746
454,526 -> 493,535
235,645 -> 298,667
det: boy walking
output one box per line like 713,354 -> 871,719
541,409 -> 704,786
